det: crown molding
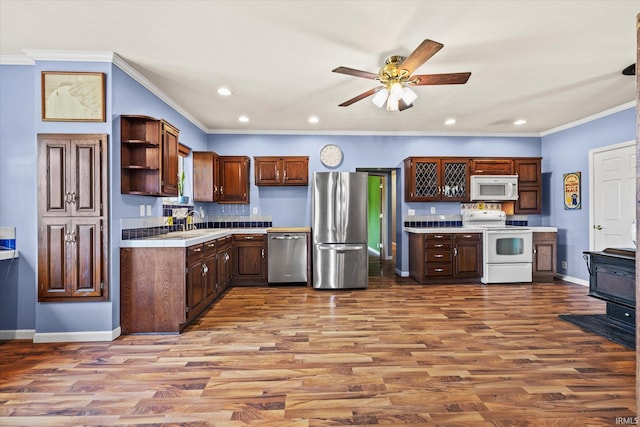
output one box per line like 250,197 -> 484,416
541,100 -> 636,136
22,50 -> 114,62
0,54 -> 35,65
111,53 -> 208,133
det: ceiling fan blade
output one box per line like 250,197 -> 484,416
410,72 -> 472,86
398,39 -> 444,74
338,87 -> 381,107
332,66 -> 379,80
398,99 -> 413,111
622,63 -> 636,76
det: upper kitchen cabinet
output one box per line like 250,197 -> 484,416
404,157 -> 469,202
254,156 -> 309,186
513,157 -> 542,214
120,115 -> 179,196
219,156 -> 250,204
193,151 -> 220,202
469,158 -> 513,175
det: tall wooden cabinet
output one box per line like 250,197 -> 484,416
37,134 -> 108,302
120,115 -> 179,196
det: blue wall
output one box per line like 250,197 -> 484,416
207,133 -> 542,272
0,58 -> 636,339
541,108 -> 637,281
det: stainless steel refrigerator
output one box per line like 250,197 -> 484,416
312,172 -> 368,289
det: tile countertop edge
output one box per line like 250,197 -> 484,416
0,250 -> 19,261
120,228 -> 268,248
404,226 -> 558,233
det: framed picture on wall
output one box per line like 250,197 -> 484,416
563,171 -> 581,210
41,71 -> 106,122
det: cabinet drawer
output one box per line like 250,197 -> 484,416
426,233 -> 452,241
426,263 -> 453,276
203,239 -> 217,255
606,302 -> 635,328
455,233 -> 481,242
187,243 -> 204,259
426,251 -> 452,263
426,241 -> 453,250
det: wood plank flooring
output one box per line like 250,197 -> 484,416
0,259 -> 636,426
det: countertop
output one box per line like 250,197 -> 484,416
0,250 -> 19,261
120,228 -> 267,248
404,226 -> 558,233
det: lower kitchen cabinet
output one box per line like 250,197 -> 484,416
217,235 -> 234,291
409,232 -> 482,284
233,234 -> 267,285
532,231 -> 557,282
121,238 -> 224,334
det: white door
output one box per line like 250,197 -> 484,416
590,141 -> 636,250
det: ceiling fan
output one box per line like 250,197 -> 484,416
332,39 -> 471,111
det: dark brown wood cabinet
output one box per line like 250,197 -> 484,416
514,157 -> 542,214
217,235 -> 234,290
193,151 -> 220,202
37,134 -> 108,302
404,157 -> 469,202
121,236 -> 230,334
254,156 -> 309,186
185,243 -> 206,321
120,115 -> 179,196
532,232 -> 557,282
233,234 -> 267,285
469,158 -> 513,175
219,156 -> 250,204
409,232 -> 482,283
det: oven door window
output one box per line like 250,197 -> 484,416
495,237 -> 525,255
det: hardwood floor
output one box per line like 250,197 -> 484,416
0,258 -> 636,426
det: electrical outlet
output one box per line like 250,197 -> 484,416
139,204 -> 145,216
430,206 -> 436,214
146,205 -> 152,216
252,207 -> 258,215
561,261 -> 568,269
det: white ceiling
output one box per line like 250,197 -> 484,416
0,0 -> 637,135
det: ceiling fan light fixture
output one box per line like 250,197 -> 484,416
402,86 -> 418,105
372,88 -> 389,108
217,87 -> 232,96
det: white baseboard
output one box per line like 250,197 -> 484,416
33,327 -> 122,343
0,329 -> 35,340
555,274 -> 589,286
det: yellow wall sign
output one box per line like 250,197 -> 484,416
563,172 -> 581,210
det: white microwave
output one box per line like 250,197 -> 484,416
470,175 -> 519,201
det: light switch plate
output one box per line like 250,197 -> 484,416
408,209 -> 415,216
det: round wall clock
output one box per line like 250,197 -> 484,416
320,144 -> 343,168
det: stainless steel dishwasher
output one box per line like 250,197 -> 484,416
267,231 -> 308,284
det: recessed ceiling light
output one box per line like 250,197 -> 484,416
238,115 -> 249,123
308,116 -> 319,124
444,118 -> 456,125
217,87 -> 232,96
514,119 -> 527,126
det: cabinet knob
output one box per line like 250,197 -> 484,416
435,268 -> 443,272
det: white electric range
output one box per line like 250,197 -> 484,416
462,210 -> 533,284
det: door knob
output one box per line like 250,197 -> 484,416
594,225 -> 603,230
